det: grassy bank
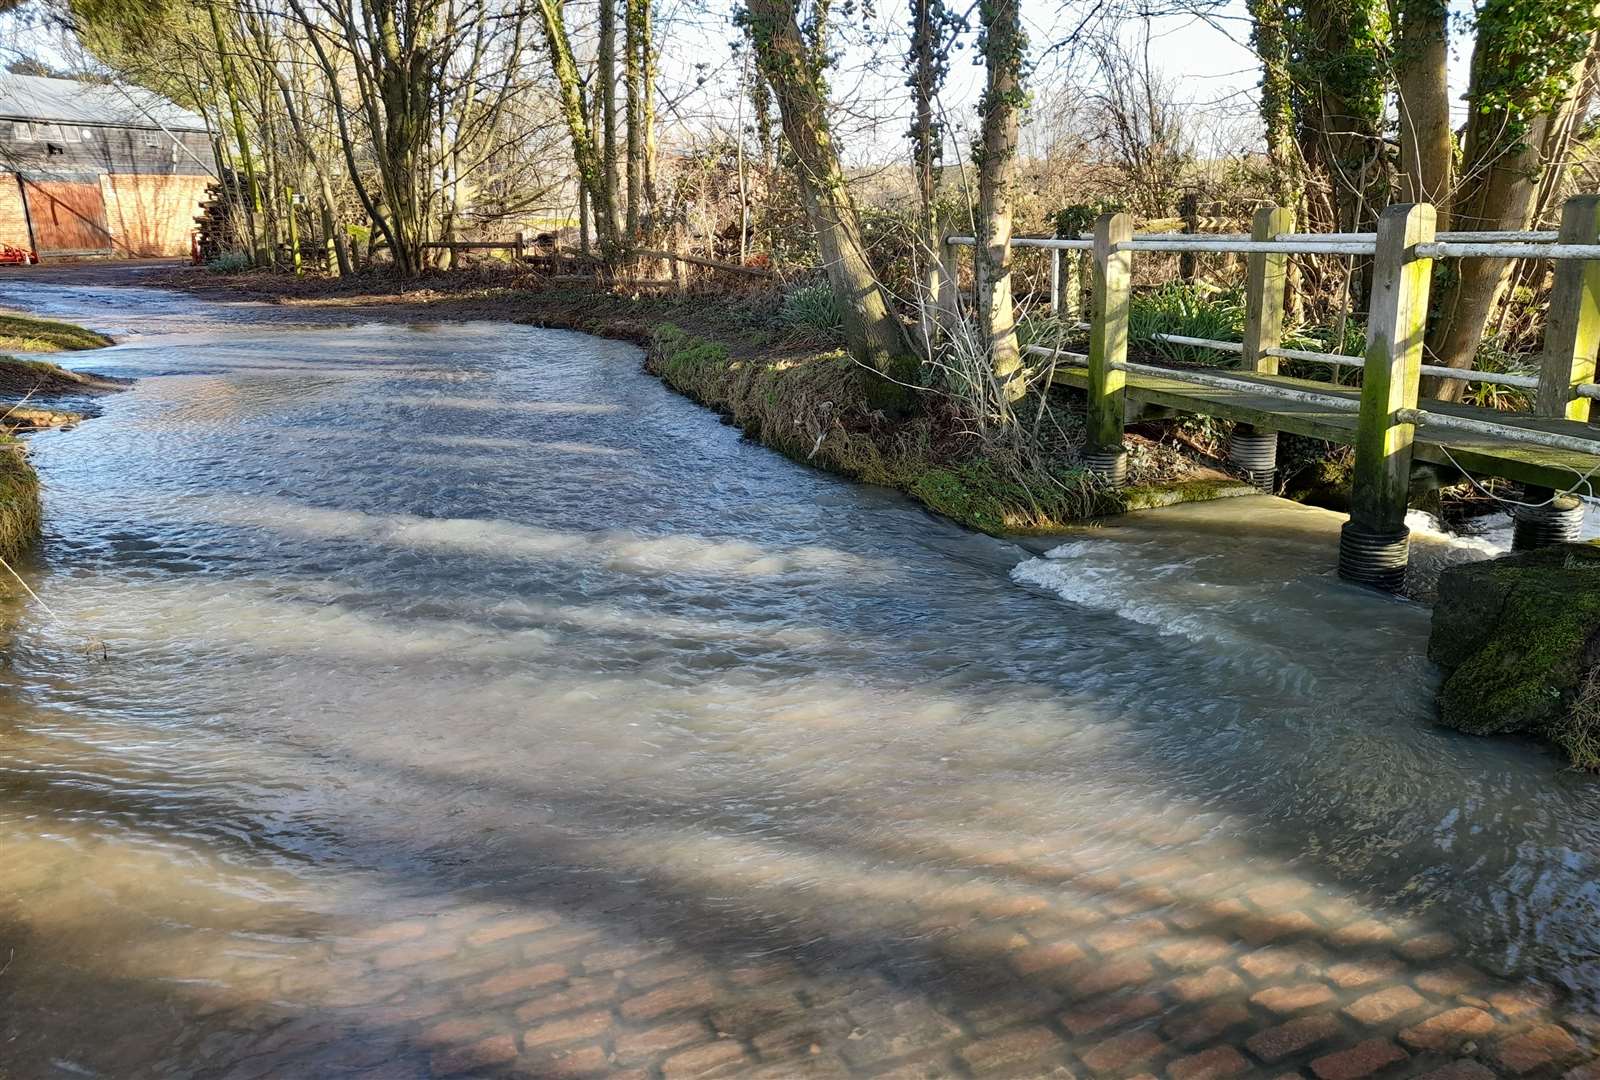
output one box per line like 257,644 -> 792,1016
646,323 -> 1123,533
0,311 -> 118,563
0,438 -> 40,561
0,313 -> 114,353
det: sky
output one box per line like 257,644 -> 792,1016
650,0 -> 1482,167
2,0 -> 1481,169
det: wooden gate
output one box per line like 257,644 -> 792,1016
20,176 -> 113,256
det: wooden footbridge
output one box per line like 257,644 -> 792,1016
948,199 -> 1600,590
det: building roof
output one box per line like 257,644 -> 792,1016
0,72 -> 208,134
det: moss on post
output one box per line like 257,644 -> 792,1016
1087,212 -> 1132,462
1350,206 -> 1436,519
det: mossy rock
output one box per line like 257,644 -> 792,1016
1429,543 -> 1600,765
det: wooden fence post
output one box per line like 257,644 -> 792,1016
1062,252 -> 1083,320
1087,212 -> 1134,483
1228,205 -> 1295,488
284,187 -> 302,275
1536,195 -> 1600,420
1050,247 -> 1061,316
1339,202 -> 1436,591
1179,190 -> 1199,283
1241,206 -> 1294,373
937,237 -> 960,328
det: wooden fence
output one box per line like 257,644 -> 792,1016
947,197 -> 1600,590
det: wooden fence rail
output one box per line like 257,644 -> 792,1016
946,196 -> 1600,591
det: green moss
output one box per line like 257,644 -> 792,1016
0,438 -> 40,563
908,461 -> 1110,535
0,314 -> 113,353
1430,544 -> 1600,767
1122,478 -> 1258,510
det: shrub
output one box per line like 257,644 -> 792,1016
1279,317 -> 1369,384
207,251 -> 253,273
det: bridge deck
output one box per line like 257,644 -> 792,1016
1052,362 -> 1600,493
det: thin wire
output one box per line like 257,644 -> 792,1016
1434,443 -> 1600,509
0,553 -> 57,622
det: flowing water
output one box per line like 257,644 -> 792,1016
1,281 -> 1598,1079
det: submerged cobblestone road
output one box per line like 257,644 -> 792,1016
0,280 -> 1597,1079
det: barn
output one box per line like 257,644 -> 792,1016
0,72 -> 217,260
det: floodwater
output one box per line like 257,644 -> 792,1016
0,282 -> 1597,1079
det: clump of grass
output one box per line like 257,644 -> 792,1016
1129,283 -> 1245,365
0,437 -> 40,562
776,281 -> 844,341
1461,338 -> 1538,412
1550,666 -> 1600,771
1015,312 -> 1083,350
0,313 -> 113,353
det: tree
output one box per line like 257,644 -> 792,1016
1391,0 -> 1451,216
1425,3 -> 1600,396
207,0 -> 267,265
597,0 -> 623,242
742,0 -> 919,411
624,0 -> 652,239
1293,0 -> 1391,238
537,0 -> 624,259
1249,0 -> 1301,210
1086,32 -> 1195,218
906,0 -> 959,345
975,0 -> 1025,400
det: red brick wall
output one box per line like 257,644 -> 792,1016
0,177 -> 33,252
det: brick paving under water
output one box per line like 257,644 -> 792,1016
162,826 -> 1598,1080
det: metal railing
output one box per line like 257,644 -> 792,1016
945,206 -> 1600,414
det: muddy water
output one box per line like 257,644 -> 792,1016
1,283 -> 1598,1079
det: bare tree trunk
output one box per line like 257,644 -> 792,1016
244,9 -> 349,277
598,0 -> 624,245
736,52 -> 750,263
977,0 -> 1023,399
578,180 -> 591,258
908,0 -> 943,347
1393,0 -> 1452,221
207,1 -> 266,266
744,0 -> 918,412
283,0 -> 402,270
641,1 -> 657,218
624,0 -> 649,239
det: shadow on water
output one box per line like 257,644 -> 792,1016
1,281 -> 1598,1078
